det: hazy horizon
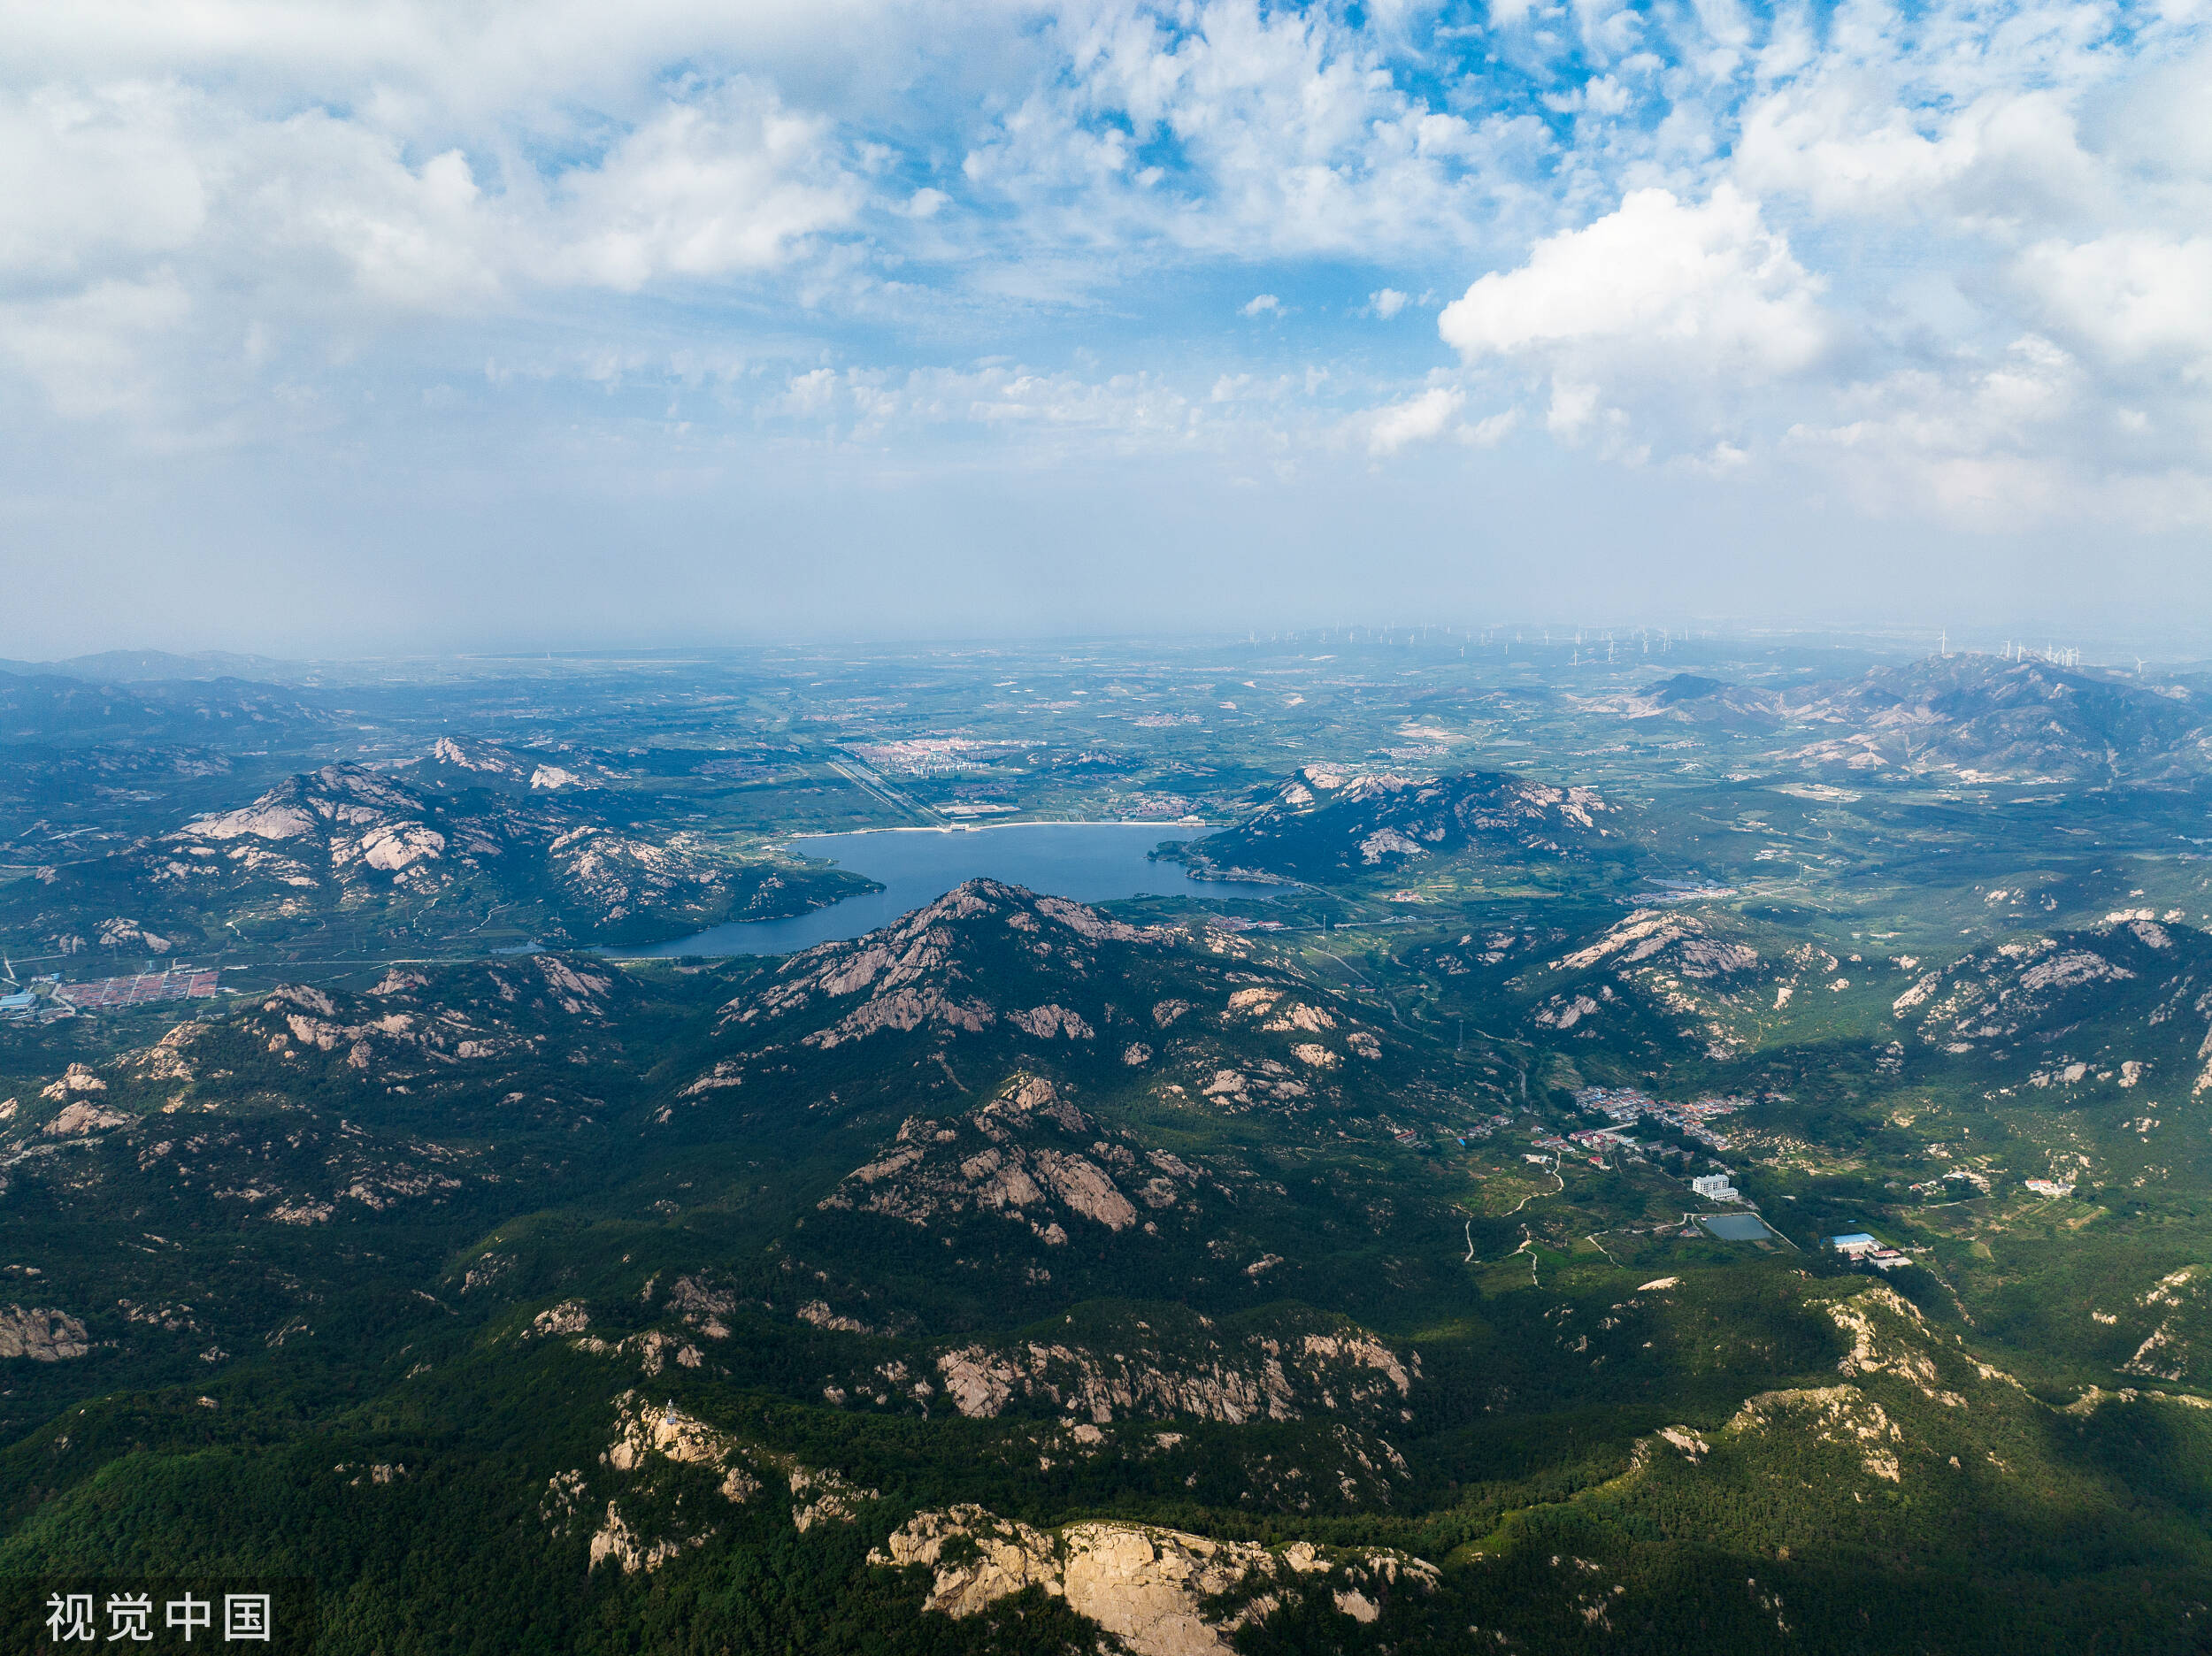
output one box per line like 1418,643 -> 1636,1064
5,623 -> 2208,679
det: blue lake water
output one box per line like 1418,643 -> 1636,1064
622,822 -> 1253,958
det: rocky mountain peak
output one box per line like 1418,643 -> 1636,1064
718,880 -> 1171,1048
1188,766 -> 1619,878
176,762 -> 426,844
424,736 -> 596,791
1778,653 -> 2205,780
815,1070 -> 1162,1245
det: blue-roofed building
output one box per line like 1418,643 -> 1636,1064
1826,1233 -> 1879,1257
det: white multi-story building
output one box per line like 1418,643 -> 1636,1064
1691,1172 -> 1740,1202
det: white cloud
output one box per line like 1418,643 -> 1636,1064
959,0 -> 1555,262
1692,440 -> 1749,474
1544,380 -> 1602,441
1435,186 -> 1827,461
0,274 -> 191,418
1783,335 -> 2085,526
0,85 -> 208,281
251,118 -> 506,311
555,81 -> 863,291
1735,83 -> 2103,227
0,54 -> 872,431
1440,186 -> 1828,384
4,0 -> 2212,557
1461,405 -> 1519,446
2016,233 -> 2212,377
780,366 -> 840,418
1366,385 -> 1463,454
743,360 -> 1225,452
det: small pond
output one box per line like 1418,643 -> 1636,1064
1698,1213 -> 1779,1242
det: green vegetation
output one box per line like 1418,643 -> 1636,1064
0,638 -> 2208,1651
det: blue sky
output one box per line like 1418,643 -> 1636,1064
2,0 -> 2208,654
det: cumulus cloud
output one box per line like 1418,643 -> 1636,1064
1369,287 -> 1408,318
2016,233 -> 2212,380
1463,406 -> 1519,447
1439,186 -> 1828,385
0,44 -> 874,441
553,81 -> 862,291
1784,335 -> 2087,527
0,71 -> 862,338
1430,185 -> 1828,464
1733,83 -> 2103,227
1365,386 -> 1463,454
0,85 -> 208,282
251,120 -> 505,312
1240,293 -> 1282,317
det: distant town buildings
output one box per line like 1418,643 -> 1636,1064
846,738 -> 1009,778
2024,1178 -> 2076,1198
1455,1112 -> 1516,1143
1567,1125 -> 1635,1154
1571,1085 -> 1753,1152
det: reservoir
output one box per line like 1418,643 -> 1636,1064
1698,1213 -> 1780,1242
623,821 -> 1252,958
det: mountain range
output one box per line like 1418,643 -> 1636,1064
1600,655 -> 2212,783
0,745 -> 869,958
0,879 -> 2201,1651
